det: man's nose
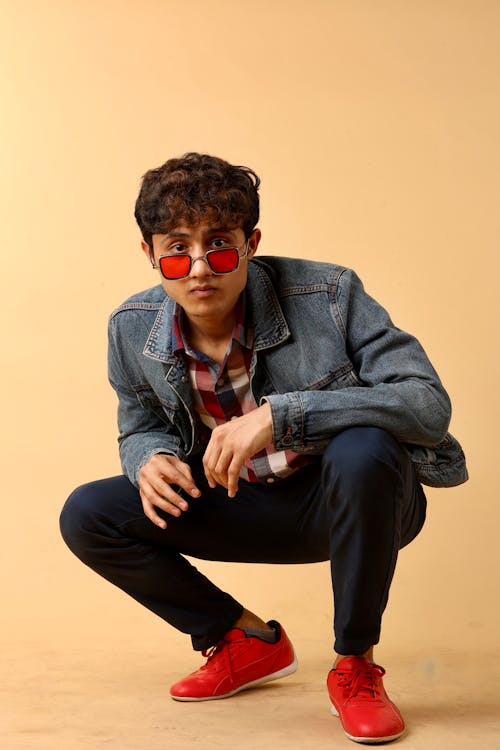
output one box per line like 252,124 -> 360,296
188,252 -> 212,277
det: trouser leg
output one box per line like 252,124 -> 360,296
59,476 -> 244,650
318,427 -> 426,655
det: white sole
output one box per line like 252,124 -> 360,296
171,655 -> 298,702
330,703 -> 405,744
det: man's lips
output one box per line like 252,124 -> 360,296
189,286 -> 217,297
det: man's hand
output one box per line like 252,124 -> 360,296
203,402 -> 273,498
138,454 -> 201,529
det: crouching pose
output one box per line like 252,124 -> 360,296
60,153 -> 467,743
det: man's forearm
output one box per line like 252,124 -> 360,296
265,377 -> 450,454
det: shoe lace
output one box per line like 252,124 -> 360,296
336,663 -> 385,705
201,642 -> 225,663
201,632 -> 244,670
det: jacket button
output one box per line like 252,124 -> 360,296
282,435 -> 293,447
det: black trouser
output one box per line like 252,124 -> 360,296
60,427 -> 426,654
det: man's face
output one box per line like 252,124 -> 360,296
141,223 -> 261,331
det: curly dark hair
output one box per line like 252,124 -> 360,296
134,152 -> 261,248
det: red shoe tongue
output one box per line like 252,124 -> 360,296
336,656 -> 370,670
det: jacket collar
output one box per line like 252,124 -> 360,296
142,261 -> 290,363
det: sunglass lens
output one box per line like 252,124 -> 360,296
207,248 -> 239,273
159,255 -> 191,279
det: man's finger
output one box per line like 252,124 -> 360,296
142,460 -> 200,501
140,495 -> 168,529
227,459 -> 241,498
202,445 -> 221,488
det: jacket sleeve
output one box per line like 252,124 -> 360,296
108,316 -> 184,487
265,269 -> 452,452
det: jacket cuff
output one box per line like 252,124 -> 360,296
261,393 -> 305,450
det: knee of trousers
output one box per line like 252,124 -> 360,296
59,481 -> 108,563
321,427 -> 405,508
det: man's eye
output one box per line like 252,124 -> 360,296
211,238 -> 230,249
171,243 -> 187,253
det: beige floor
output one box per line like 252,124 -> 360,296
2,638 -> 499,750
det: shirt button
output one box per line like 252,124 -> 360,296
266,477 -> 275,484
216,377 -> 225,386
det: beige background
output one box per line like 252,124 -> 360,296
1,1 -> 499,748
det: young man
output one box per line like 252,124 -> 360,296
60,153 -> 467,744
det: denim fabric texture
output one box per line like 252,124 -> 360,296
107,257 -> 467,489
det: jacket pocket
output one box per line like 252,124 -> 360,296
300,363 -> 363,391
133,385 -> 178,423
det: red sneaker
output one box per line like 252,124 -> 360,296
170,621 -> 297,701
327,656 -> 405,743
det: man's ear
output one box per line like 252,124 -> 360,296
141,241 -> 155,267
246,228 -> 261,261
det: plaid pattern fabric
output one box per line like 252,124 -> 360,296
172,298 -> 310,484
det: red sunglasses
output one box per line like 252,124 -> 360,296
157,242 -> 249,280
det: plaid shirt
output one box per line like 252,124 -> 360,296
172,296 -> 310,484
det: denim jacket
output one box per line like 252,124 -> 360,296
108,256 -> 468,489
